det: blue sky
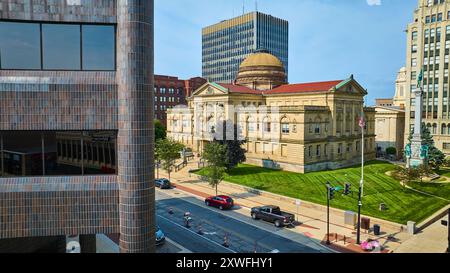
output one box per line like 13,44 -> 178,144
154,0 -> 418,105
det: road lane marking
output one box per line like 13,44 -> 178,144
166,238 -> 193,253
157,214 -> 237,253
156,188 -> 337,253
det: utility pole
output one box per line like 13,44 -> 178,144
447,208 -> 450,253
326,181 -> 331,245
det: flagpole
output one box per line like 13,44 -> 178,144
356,108 -> 365,245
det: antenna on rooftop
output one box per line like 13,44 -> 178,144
255,0 -> 258,12
242,0 -> 245,15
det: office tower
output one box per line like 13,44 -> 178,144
0,0 -> 155,253
405,0 -> 450,153
202,12 -> 288,83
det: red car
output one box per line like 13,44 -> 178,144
205,195 -> 234,210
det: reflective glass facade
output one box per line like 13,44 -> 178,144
202,12 -> 288,83
0,131 -> 117,177
0,21 -> 116,71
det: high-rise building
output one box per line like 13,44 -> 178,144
154,75 -> 206,125
202,11 -> 288,83
0,0 -> 155,253
406,0 -> 450,154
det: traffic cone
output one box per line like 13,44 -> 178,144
222,234 -> 230,248
197,223 -> 204,235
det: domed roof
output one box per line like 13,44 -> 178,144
235,50 -> 287,90
239,51 -> 284,70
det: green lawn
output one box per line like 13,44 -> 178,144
196,161 -> 450,224
407,181 -> 450,201
437,167 -> 450,178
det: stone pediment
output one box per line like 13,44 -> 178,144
334,78 -> 367,96
191,82 -> 228,97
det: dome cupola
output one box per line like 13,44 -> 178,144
235,49 -> 287,90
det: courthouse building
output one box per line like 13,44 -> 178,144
168,51 -> 376,173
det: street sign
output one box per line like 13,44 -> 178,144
442,220 -> 448,226
295,200 -> 301,206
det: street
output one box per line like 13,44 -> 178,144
156,189 -> 328,253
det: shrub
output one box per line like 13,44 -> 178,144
386,147 -> 397,155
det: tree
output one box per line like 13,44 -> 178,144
219,139 -> 247,170
154,119 -> 166,141
417,164 -> 430,182
202,142 -> 228,194
408,123 -> 445,170
202,142 -> 228,168
155,138 -> 184,180
203,165 -> 226,196
215,120 -> 247,170
392,166 -> 420,185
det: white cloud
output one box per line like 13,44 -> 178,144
367,0 -> 382,6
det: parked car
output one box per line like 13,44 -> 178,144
205,195 -> 234,210
250,205 -> 295,228
155,178 -> 171,189
156,226 -> 166,246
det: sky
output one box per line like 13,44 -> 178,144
154,0 -> 418,105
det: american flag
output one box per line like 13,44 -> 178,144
358,117 -> 366,128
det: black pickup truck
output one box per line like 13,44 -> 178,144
250,205 -> 295,227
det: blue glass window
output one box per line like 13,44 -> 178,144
82,25 -> 115,70
42,24 -> 81,70
0,22 -> 41,69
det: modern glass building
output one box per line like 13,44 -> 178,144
0,0 -> 155,253
202,12 -> 288,83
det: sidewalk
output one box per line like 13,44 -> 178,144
158,162 -> 416,253
393,213 -> 448,253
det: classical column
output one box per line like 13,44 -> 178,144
408,87 -> 425,168
117,0 -> 155,253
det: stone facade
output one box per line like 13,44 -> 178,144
405,0 -> 450,155
0,0 -> 155,253
393,67 -> 407,109
375,106 -> 406,159
168,53 -> 376,173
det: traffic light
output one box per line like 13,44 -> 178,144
344,183 -> 351,195
327,186 -> 335,200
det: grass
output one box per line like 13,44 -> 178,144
196,161 -> 450,224
407,181 -> 450,201
436,167 -> 450,178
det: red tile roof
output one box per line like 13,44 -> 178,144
218,83 -> 263,94
217,80 -> 344,95
267,80 -> 343,94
